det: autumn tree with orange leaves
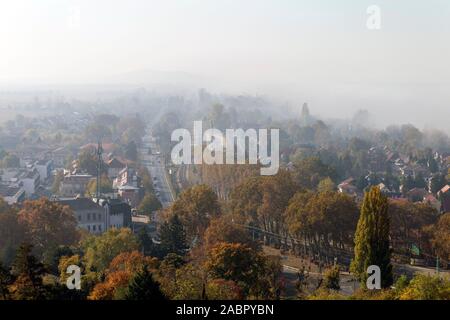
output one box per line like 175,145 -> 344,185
17,198 -> 80,258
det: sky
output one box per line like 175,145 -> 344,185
0,0 -> 449,130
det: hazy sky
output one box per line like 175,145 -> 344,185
1,0 -> 449,130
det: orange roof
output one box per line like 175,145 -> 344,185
441,185 -> 450,194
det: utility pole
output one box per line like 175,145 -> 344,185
96,140 -> 103,201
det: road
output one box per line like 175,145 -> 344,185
139,129 -> 175,209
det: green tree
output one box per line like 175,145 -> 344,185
137,227 -> 156,257
51,170 -> 64,194
159,214 -> 188,256
82,228 -> 139,272
125,265 -> 166,300
292,157 -> 336,190
399,275 -> 450,300
124,140 -> 138,161
86,175 -> 113,196
78,150 -> 104,176
317,177 -> 336,193
1,154 -> 20,168
205,242 -> 273,297
323,265 -> 340,291
138,193 -> 162,216
351,187 -> 393,288
170,184 -> 220,239
0,261 -> 11,300
0,202 -> 25,266
9,244 -> 47,300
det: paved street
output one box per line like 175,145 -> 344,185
139,129 -> 175,209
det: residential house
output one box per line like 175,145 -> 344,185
437,185 -> 450,213
117,185 -> 141,208
56,197 -> 106,234
59,173 -> 94,197
107,158 -> 126,179
99,198 -> 132,229
50,146 -> 70,168
0,184 -> 25,205
35,159 -> 52,182
113,167 -> 142,207
19,168 -> 40,196
338,178 -> 358,196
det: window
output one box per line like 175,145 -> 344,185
93,225 -> 96,231
87,225 -> 90,231
78,215 -> 81,221
99,225 -> 102,232
87,213 -> 91,221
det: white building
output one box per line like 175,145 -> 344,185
19,168 -> 40,196
56,197 -> 106,234
35,159 -> 52,181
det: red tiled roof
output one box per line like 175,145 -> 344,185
440,185 -> 450,194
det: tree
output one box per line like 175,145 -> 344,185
108,251 -> 157,274
0,261 -> 11,300
51,170 -> 64,194
88,270 -> 130,300
78,150 -> 100,176
138,166 -> 154,194
159,214 -> 188,256
292,157 -> 336,190
85,174 -> 113,196
0,202 -> 25,266
137,227 -> 156,257
399,275 -> 450,300
388,200 -> 438,252
285,191 -> 359,250
170,185 -> 221,239
158,263 -> 204,299
317,177 -> 336,193
84,123 -> 112,142
431,213 -> 450,261
257,170 -> 297,237
205,242 -> 273,297
322,265 -> 340,291
1,154 -> 20,168
17,199 -> 80,258
351,187 -> 393,288
229,177 -> 263,225
9,244 -> 47,300
138,193 -> 162,216
206,279 -> 243,300
125,266 -> 166,300
82,228 -> 139,272
413,172 -> 427,189
125,140 -> 138,161
88,251 -> 157,300
204,215 -> 256,250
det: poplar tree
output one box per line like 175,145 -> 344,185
351,187 -> 393,288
